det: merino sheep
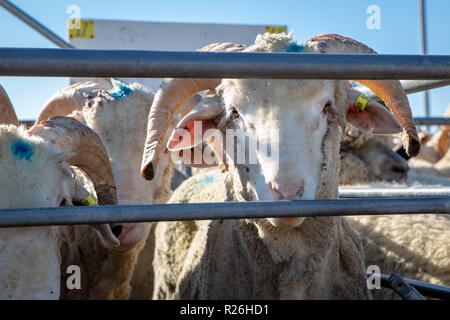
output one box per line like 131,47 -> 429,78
0,91 -> 122,298
339,126 -> 409,185
0,85 -> 153,300
139,33 -> 420,299
336,124 -> 450,300
35,79 -> 203,299
168,106 -> 446,300
346,166 -> 450,300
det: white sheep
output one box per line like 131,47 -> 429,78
339,126 -> 409,185
331,124 -> 450,299
35,79 -> 203,299
0,90 -> 121,298
346,172 -> 450,300
169,109 -> 447,300
139,33 -> 420,299
1,85 -> 156,299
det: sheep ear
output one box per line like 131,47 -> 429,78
346,98 -> 402,135
167,98 -> 221,151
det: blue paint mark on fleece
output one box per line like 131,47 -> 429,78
11,140 -> 34,161
197,176 -> 216,187
285,42 -> 306,53
109,85 -> 133,100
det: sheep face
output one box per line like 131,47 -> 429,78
79,82 -> 162,205
170,77 -> 405,229
220,79 -> 338,226
0,126 -> 93,299
0,126 -> 90,209
169,79 -> 348,228
351,139 -> 409,183
152,33 -> 414,230
341,127 -> 409,183
223,80 -> 340,227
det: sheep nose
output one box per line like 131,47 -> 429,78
269,179 -> 305,200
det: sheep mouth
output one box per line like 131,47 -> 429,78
93,222 -> 150,251
94,223 -> 122,246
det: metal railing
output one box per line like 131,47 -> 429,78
0,197 -> 448,228
0,48 -> 449,79
0,0 -> 74,49
339,187 -> 450,198
0,47 -> 449,228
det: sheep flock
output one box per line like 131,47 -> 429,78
0,32 -> 448,300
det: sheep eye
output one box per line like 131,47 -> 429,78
322,102 -> 332,115
231,108 -> 240,119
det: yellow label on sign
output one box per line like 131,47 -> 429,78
68,20 -> 94,39
265,26 -> 287,34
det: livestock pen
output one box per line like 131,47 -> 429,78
0,47 -> 449,299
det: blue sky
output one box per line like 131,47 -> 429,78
0,0 -> 449,120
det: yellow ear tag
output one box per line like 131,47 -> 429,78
81,193 -> 98,206
354,94 -> 371,112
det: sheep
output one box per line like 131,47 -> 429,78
1,86 -> 155,300
0,91 -> 122,298
296,122 -> 449,299
345,166 -> 450,300
163,137 -> 448,301
35,79 -> 203,299
139,33 -> 420,299
332,123 -> 450,300
167,112 -> 446,300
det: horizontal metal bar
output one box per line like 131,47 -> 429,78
0,0 -> 74,49
413,117 -> 450,126
339,187 -> 450,198
372,273 -> 450,300
0,197 -> 448,228
0,48 -> 449,79
358,79 -> 450,98
20,118 -> 450,128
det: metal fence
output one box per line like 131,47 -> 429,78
1,49 -> 450,226
0,197 -> 448,228
1,48 -> 450,79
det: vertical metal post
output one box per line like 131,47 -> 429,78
0,0 -> 74,49
419,0 -> 430,132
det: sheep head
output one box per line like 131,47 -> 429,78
0,114 -> 135,248
35,80 -> 179,250
140,33 -> 419,229
342,126 -> 409,183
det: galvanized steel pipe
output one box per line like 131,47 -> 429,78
339,187 -> 450,198
358,79 -> 450,98
0,48 -> 449,79
0,197 -> 448,228
412,117 -> 450,126
0,0 -> 74,49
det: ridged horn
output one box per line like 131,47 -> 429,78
29,116 -> 117,205
0,85 -> 18,126
35,82 -> 103,125
141,42 -> 245,180
302,34 -> 420,157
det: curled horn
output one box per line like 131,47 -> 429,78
35,82 -> 104,125
302,34 -> 420,157
0,85 -> 18,126
141,42 -> 245,180
29,116 -> 117,205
